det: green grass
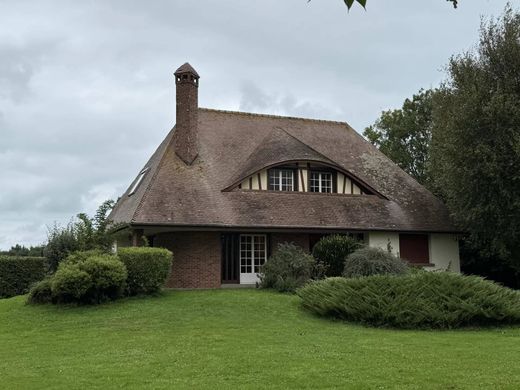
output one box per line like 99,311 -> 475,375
1,289 -> 519,389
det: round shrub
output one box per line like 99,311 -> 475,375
51,263 -> 92,304
260,243 -> 323,293
79,255 -> 127,303
63,249 -> 109,265
312,235 -> 362,277
117,247 -> 172,295
343,247 -> 408,278
27,278 -> 53,304
297,272 -> 520,329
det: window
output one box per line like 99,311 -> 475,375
240,234 -> 267,274
128,168 -> 149,196
310,171 -> 332,193
269,169 -> 295,191
399,234 -> 430,264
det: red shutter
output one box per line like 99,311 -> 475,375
399,234 -> 429,264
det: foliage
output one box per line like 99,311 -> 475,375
45,253 -> 126,304
118,247 -> 172,295
0,256 -> 47,298
63,249 -> 110,265
312,235 -> 362,277
259,243 -> 324,293
343,247 -> 409,277
363,89 -> 435,185
430,6 -> 520,271
0,244 -> 45,257
297,272 -> 520,329
50,263 -> 92,304
43,200 -> 116,272
27,278 -> 53,304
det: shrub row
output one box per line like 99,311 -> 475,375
297,272 -> 520,329
0,256 -> 46,298
28,247 -> 172,305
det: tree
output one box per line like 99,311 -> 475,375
363,89 -> 435,185
44,200 -> 117,271
430,5 -> 520,271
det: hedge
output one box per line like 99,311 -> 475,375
0,256 -> 46,298
297,272 -> 520,329
118,247 -> 172,295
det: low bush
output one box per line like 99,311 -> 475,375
343,247 -> 408,277
51,263 -> 92,304
297,272 -> 520,329
80,255 -> 127,303
118,247 -> 172,295
0,256 -> 47,298
312,235 -> 362,277
260,243 -> 325,293
46,253 -> 126,304
63,249 -> 109,265
27,278 -> 53,304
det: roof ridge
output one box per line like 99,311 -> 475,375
199,107 -> 347,126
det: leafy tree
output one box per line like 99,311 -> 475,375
364,89 -> 435,185
44,200 -> 117,271
430,5 -> 520,271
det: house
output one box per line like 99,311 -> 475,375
109,62 -> 461,288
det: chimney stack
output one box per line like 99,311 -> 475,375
173,62 -> 199,165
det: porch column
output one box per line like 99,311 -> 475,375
131,229 -> 144,247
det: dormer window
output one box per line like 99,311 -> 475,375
310,171 -> 333,193
268,168 -> 295,191
128,168 -> 149,196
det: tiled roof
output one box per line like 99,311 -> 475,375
109,108 -> 458,233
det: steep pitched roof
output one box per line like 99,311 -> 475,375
109,108 -> 458,233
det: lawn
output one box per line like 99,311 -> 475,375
1,289 -> 519,389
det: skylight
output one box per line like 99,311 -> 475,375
128,168 -> 149,196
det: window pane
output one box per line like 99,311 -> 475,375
269,169 -> 294,191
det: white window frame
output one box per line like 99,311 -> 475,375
239,234 -> 267,284
268,168 -> 295,191
310,171 -> 332,193
128,168 -> 149,196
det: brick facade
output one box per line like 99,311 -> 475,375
154,231 -> 221,289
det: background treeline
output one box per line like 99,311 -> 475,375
364,6 -> 520,287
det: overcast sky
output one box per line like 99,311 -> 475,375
0,0 -> 510,249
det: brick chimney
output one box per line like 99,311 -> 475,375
173,62 -> 199,165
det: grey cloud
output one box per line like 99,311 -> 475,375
0,0 -> 510,249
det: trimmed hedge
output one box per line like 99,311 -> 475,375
118,247 -> 172,295
312,235 -> 362,277
27,278 -> 53,304
297,272 -> 520,329
0,256 -> 46,298
343,247 -> 409,277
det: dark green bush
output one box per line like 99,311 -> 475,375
118,247 -> 172,295
297,272 -> 520,329
260,243 -> 325,293
0,256 -> 47,298
343,247 -> 409,277
27,278 -> 53,304
312,235 -> 363,277
50,254 -> 127,304
63,249 -> 109,265
79,255 -> 127,303
51,263 -> 92,303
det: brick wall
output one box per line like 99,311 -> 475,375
271,233 -> 310,253
154,232 -> 221,289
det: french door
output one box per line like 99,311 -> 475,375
239,234 -> 267,284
